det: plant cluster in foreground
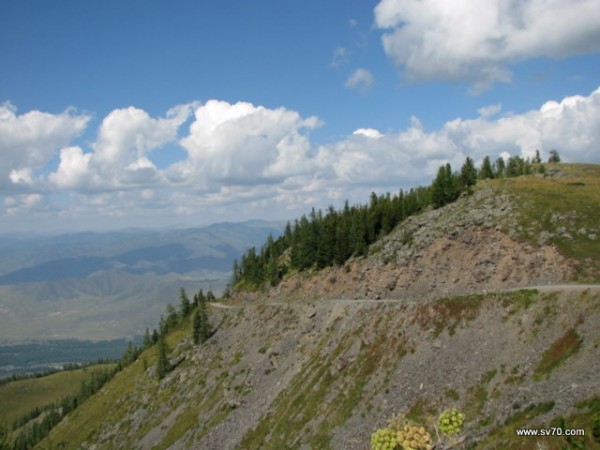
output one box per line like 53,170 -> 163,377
371,409 -> 465,450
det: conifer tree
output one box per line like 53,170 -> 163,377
179,287 -> 191,318
548,149 -> 561,163
165,304 -> 179,331
206,289 -> 215,302
192,308 -> 201,345
479,155 -> 494,179
494,157 -> 506,177
194,289 -> 205,307
506,155 -> 524,177
156,334 -> 169,380
460,156 -> 477,188
432,163 -> 458,208
193,298 -> 212,344
143,328 -> 152,349
158,315 -> 167,336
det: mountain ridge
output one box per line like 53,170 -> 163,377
0,220 -> 284,342
24,163 -> 600,449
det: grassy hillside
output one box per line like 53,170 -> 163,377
28,164 -> 600,450
491,163 -> 600,281
33,288 -> 600,450
0,363 -> 115,424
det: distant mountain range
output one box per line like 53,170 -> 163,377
0,221 -> 284,343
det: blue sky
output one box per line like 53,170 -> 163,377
1,0 -> 600,233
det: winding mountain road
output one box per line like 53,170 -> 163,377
210,284 -> 600,309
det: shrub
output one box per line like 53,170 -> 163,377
438,408 -> 465,436
371,427 -> 398,450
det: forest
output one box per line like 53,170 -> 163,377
232,152 -> 548,289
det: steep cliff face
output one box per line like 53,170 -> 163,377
37,165 -> 600,450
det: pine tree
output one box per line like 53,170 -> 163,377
194,289 -> 206,308
158,315 -> 167,336
495,157 -> 506,178
143,328 -> 152,349
193,299 -> 212,344
156,334 -> 169,380
432,163 -> 458,208
548,149 -> 561,163
206,289 -> 215,302
179,288 -> 191,318
479,155 -> 494,179
232,259 -> 240,284
165,304 -> 179,331
506,155 -> 523,177
460,156 -> 477,188
192,308 -> 201,345
181,289 -> 192,315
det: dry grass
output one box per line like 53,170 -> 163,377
533,328 -> 583,380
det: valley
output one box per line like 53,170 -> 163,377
16,162 -> 600,450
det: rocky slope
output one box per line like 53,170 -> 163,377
261,186 -> 574,304
35,165 -> 600,450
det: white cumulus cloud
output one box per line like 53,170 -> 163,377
175,100 -> 321,187
49,104 -> 194,191
374,0 -> 600,92
49,146 -> 92,190
0,102 -> 90,190
353,128 -> 383,139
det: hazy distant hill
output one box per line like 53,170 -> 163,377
0,220 -> 284,342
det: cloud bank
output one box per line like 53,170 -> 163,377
1,88 -> 600,230
374,0 -> 600,92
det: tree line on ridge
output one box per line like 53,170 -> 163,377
232,151 -> 557,289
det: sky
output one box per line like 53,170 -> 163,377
1,0 -> 600,233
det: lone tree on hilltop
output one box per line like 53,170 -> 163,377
548,149 -> 561,163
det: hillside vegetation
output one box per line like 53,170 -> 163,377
13,162 -> 600,450
0,364 -> 115,425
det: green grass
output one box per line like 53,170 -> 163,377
493,164 -> 600,281
414,294 -> 485,336
32,314 -> 199,450
501,289 -> 538,314
0,364 -> 115,425
157,407 -> 199,449
238,316 -> 404,450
